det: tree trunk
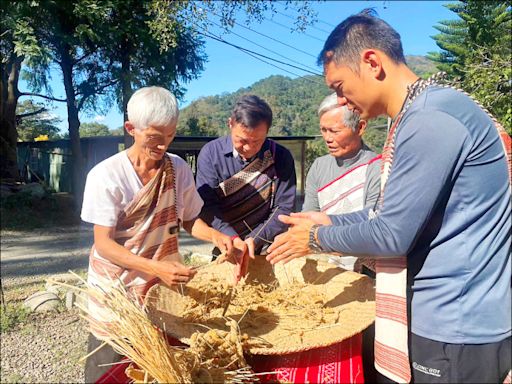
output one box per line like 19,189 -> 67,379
60,48 -> 85,208
0,53 -> 23,182
121,38 -> 134,149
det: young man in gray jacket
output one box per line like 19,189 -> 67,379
268,10 -> 511,384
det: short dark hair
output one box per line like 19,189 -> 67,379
317,9 -> 406,72
230,94 -> 273,129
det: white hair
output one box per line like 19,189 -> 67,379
127,86 -> 179,130
317,93 -> 360,132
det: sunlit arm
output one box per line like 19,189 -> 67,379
93,224 -> 196,286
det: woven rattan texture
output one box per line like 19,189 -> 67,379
145,257 -> 375,355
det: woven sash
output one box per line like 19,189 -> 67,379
318,155 -> 381,270
318,155 -> 381,215
216,146 -> 277,237
374,79 -> 512,383
373,110 -> 411,383
87,156 -> 180,338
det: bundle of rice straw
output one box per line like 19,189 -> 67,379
56,273 -> 198,383
58,273 -> 273,384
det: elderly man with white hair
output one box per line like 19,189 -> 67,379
80,86 -> 236,382
303,93 -> 381,271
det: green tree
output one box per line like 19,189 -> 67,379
103,0 -> 206,147
364,117 -> 388,154
429,1 -> 511,132
3,0 -> 317,192
428,1 -> 510,78
16,99 -> 61,141
110,126 -> 125,136
79,122 -> 110,137
1,1 -> 49,180
463,44 -> 512,134
305,139 -> 328,175
15,0 -> 119,203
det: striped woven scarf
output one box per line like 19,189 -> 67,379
373,73 -> 512,383
216,146 -> 277,237
87,155 -> 181,338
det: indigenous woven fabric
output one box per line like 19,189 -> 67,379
318,155 -> 381,215
318,155 -> 381,272
248,334 -> 364,384
374,73 -> 512,383
216,145 -> 277,237
373,102 -> 412,383
87,156 -> 180,338
95,336 -> 364,384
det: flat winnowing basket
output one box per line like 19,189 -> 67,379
145,256 -> 375,355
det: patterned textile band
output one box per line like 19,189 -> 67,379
374,73 -> 512,383
216,144 -> 277,237
318,155 -> 381,215
318,155 -> 381,271
248,334 -> 364,384
87,156 -> 180,338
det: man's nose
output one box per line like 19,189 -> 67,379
337,96 -> 348,106
322,131 -> 333,142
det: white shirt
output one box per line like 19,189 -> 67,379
81,151 -> 203,227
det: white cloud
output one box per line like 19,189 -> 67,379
94,115 -> 106,122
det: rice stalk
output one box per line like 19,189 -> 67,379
55,274 -> 198,383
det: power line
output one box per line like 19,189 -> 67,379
205,9 -> 317,59
278,3 -> 337,28
274,9 -> 332,34
202,30 -> 323,77
183,13 -> 322,76
197,30 -> 324,84
208,18 -> 321,74
264,18 -> 325,42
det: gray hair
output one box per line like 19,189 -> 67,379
127,86 -> 179,130
317,93 -> 360,131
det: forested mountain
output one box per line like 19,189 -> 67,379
407,55 -> 437,78
177,55 -> 437,154
177,75 -> 331,137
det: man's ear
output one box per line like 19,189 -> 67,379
125,121 -> 136,137
228,117 -> 233,130
361,49 -> 384,80
357,119 -> 368,137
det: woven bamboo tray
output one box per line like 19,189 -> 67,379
145,256 -> 375,355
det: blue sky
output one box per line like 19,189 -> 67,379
18,1 -> 455,132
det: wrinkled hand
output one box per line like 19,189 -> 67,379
266,215 -> 315,265
230,237 -> 255,283
154,260 -> 197,286
290,211 -> 332,226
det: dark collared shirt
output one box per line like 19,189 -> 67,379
196,135 -> 296,252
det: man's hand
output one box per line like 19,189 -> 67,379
290,211 -> 332,226
211,230 -> 234,257
230,237 -> 255,283
266,215 -> 316,265
152,260 -> 197,286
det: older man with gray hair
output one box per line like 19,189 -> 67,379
303,93 -> 381,235
80,86 -> 237,382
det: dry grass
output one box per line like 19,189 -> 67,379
57,275 -> 271,383
56,275 -> 197,383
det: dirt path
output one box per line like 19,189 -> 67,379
1,225 -> 213,287
0,225 -> 213,383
